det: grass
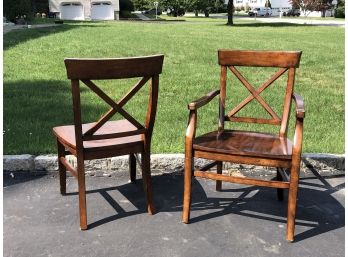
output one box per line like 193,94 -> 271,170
3,19 -> 344,154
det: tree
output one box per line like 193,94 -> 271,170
289,0 -> 317,16
161,0 -> 189,16
265,0 -> 271,7
227,0 -> 233,25
4,0 -> 31,22
315,0 -> 334,16
289,0 -> 333,17
133,0 -> 151,11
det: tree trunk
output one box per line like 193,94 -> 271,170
227,0 -> 233,25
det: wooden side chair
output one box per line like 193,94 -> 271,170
182,50 -> 305,241
53,54 -> 164,230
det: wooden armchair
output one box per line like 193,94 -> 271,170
53,55 -> 164,230
182,50 -> 305,241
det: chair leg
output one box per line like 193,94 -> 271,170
76,155 -> 88,230
276,168 -> 284,201
216,161 -> 222,191
57,139 -> 66,195
182,155 -> 193,224
129,154 -> 136,183
286,165 -> 300,242
141,150 -> 155,215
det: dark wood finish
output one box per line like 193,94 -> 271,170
59,156 -> 78,178
227,67 -> 287,118
216,161 -> 222,191
188,90 -> 220,110
64,55 -> 164,80
195,150 -> 292,169
193,130 -> 293,159
292,93 -> 305,118
218,50 -> 302,68
229,66 -> 281,121
194,170 -> 290,189
276,167 -> 289,201
129,154 -> 136,183
53,54 -> 164,230
182,50 -> 304,242
57,139 -> 67,195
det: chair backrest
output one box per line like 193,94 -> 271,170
64,54 -> 164,145
217,49 -> 302,137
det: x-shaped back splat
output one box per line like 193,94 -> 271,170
81,76 -> 151,141
225,66 -> 289,125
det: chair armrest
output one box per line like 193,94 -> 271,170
188,90 -> 220,110
292,93 -> 305,119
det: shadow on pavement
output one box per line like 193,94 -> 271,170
58,169 -> 344,243
3,172 -> 48,187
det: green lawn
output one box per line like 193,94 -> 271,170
3,19 -> 344,154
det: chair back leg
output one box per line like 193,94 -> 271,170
276,168 -> 284,201
57,140 -> 66,195
216,161 -> 223,191
129,154 -> 137,183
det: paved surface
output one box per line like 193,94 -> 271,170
4,171 -> 344,257
247,17 -> 345,27
134,12 -> 151,20
189,13 -> 345,27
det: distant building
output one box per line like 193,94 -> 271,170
232,0 -> 292,16
48,0 -> 120,20
231,0 -> 336,17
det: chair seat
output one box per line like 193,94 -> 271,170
53,120 -> 143,152
193,130 -> 293,159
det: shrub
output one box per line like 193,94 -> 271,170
120,10 -> 133,18
334,6 -> 345,18
334,0 -> 345,18
4,0 -> 32,22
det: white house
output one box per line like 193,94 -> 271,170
48,0 -> 120,20
232,0 -> 336,17
233,0 -> 292,16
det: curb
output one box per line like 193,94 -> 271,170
3,153 -> 344,177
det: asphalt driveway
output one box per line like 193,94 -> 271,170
4,171 -> 344,257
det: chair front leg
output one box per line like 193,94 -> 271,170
76,154 -> 87,230
182,152 -> 193,224
57,139 -> 66,195
286,162 -> 300,242
287,113 -> 304,241
141,148 -> 155,215
182,110 -> 197,224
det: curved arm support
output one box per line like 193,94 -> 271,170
292,93 -> 305,158
185,110 -> 197,145
292,93 -> 305,119
188,90 -> 220,110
